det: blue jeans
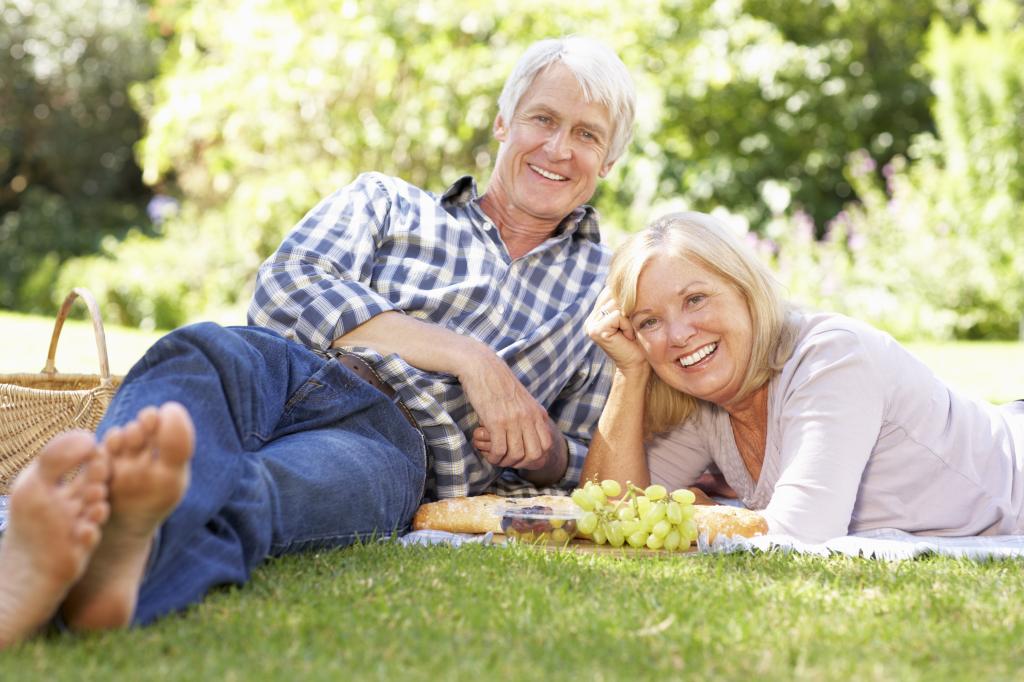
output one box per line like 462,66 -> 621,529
96,323 -> 426,625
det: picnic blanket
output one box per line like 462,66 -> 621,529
699,527 -> 1024,560
399,526 -> 1024,560
5,495 -> 1021,560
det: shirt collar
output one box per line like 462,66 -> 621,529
441,175 -> 602,245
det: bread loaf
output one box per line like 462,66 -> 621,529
412,495 -> 766,543
691,504 -> 767,543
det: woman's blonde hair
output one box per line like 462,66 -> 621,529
608,211 -> 798,434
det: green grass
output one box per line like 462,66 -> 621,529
1,310 -> 1023,679
3,544 -> 1024,680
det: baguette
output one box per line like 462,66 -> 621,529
412,495 -> 766,543
411,494 -> 577,534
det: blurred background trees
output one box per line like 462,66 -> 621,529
0,0 -> 158,311
2,0 -> 1022,339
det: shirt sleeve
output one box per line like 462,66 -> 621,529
644,413 -> 714,489
545,343 -> 615,489
762,327 -> 885,543
247,173 -> 400,350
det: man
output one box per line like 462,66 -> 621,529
4,35 -> 637,638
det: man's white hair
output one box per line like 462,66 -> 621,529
497,36 -> 637,164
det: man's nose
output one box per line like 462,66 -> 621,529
544,128 -> 572,160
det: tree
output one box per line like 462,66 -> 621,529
0,0 -> 158,311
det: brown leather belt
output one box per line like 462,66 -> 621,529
324,348 -> 419,431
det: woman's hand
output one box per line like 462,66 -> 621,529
585,287 -> 648,373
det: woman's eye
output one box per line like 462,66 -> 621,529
637,317 -> 658,330
686,294 -> 707,307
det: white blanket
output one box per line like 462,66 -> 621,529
700,527 -> 1024,560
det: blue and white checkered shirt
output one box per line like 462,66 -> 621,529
248,173 -> 613,499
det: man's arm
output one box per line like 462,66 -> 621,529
337,312 -> 559,474
248,173 -> 401,350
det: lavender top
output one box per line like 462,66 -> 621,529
647,311 -> 1024,543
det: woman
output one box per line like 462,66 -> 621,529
582,211 -> 1024,544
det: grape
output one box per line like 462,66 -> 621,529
666,501 -> 683,524
648,501 -> 667,524
617,506 -> 637,522
644,484 -> 667,501
578,511 -> 598,535
607,523 -> 625,547
680,504 -> 696,521
592,527 -> 607,545
646,533 -> 664,550
600,479 -> 622,498
635,495 -> 652,518
651,520 -> 671,539
680,519 -> 698,541
664,529 -> 682,551
621,519 -> 642,536
671,488 -> 696,505
571,489 -> 594,511
627,530 -> 647,548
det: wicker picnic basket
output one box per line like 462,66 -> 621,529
0,288 -> 123,491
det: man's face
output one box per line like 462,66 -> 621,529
490,63 -> 615,225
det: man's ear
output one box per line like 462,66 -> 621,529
493,115 -> 507,142
598,159 -> 616,178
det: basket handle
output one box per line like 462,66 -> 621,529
42,288 -> 113,386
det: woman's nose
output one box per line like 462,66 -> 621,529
668,315 -> 697,346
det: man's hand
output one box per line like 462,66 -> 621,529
459,353 -> 561,471
471,417 -> 568,485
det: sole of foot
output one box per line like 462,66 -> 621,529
61,401 -> 194,631
0,430 -> 110,649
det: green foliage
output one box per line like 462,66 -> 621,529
64,0 -> 665,327
644,0 -> 973,233
765,0 -> 1024,340
0,0 -> 158,312
31,0 -> 1024,339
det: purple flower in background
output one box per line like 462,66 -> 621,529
147,194 -> 179,225
794,210 -> 815,242
849,149 -> 876,177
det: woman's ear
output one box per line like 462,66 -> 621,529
493,115 -> 507,142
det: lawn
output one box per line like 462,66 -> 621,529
1,311 -> 1023,680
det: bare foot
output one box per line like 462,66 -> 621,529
61,402 -> 194,631
0,431 -> 110,650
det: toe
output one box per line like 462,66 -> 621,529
120,421 -> 147,454
33,431 -> 96,485
156,402 -> 195,466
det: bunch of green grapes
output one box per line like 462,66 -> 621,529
570,480 -> 698,551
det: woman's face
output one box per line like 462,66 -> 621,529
629,253 -> 754,409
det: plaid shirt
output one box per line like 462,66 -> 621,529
248,173 -> 613,499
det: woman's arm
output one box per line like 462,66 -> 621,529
577,288 -> 654,487
581,364 -> 653,486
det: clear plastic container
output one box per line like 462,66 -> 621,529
497,505 -> 581,545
